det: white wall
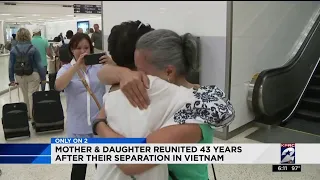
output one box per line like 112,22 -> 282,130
102,1 -> 228,89
45,18 -> 101,40
0,21 -> 4,44
229,1 -> 320,131
102,1 -> 227,37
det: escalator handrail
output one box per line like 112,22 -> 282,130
282,58 -> 320,123
252,13 -> 320,116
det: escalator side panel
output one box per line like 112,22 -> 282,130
261,38 -> 320,115
252,13 -> 320,117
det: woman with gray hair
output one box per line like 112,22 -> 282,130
95,24 -> 234,180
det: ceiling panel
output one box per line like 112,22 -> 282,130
0,2 -> 101,24
0,1 -> 101,6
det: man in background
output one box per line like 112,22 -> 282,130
77,28 -> 83,33
31,28 -> 53,91
91,24 -> 103,53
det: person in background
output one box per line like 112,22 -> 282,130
88,28 -> 94,38
8,28 -> 46,121
31,28 -> 53,91
77,28 -> 83,33
53,35 -> 61,42
94,22 -> 235,180
91,24 -> 103,53
54,33 -> 110,180
57,30 -> 74,65
4,34 -> 17,51
57,30 -> 73,47
10,34 -> 17,49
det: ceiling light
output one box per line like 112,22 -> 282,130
0,14 -> 10,16
17,16 -> 26,19
37,19 -> 44,20
51,17 -> 57,18
32,14 -> 40,16
66,15 -> 73,17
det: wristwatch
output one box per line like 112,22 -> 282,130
92,118 -> 107,135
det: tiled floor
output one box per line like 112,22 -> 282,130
0,89 -> 319,179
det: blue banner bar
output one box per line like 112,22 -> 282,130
51,138 -> 146,144
0,144 -> 50,155
0,156 -> 51,164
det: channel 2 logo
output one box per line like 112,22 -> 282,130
281,143 -> 295,164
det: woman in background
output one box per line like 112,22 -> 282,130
95,21 -> 235,180
55,33 -> 109,180
8,28 -> 46,121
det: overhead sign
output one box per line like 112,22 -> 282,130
73,4 -> 101,14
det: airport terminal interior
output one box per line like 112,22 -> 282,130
0,1 -> 320,180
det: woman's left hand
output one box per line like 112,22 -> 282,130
99,54 -> 116,66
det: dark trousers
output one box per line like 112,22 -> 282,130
41,66 -> 47,91
71,164 -> 87,180
71,164 -> 97,180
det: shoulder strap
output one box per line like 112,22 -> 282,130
76,70 -> 102,110
26,45 -> 33,54
14,45 -> 33,55
14,45 -> 21,55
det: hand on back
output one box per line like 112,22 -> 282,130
119,70 -> 150,110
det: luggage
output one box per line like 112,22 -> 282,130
32,88 -> 64,133
1,85 -> 30,140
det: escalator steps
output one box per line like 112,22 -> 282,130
302,97 -> 320,104
296,109 -> 320,120
282,118 -> 320,136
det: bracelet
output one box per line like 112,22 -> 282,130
92,118 -> 108,135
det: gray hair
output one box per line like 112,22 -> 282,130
136,29 -> 198,75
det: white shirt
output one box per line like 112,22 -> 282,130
96,76 -> 235,180
57,39 -> 70,47
96,76 -> 194,180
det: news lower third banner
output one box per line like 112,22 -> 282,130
0,138 -> 318,164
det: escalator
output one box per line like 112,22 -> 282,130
281,68 -> 320,136
247,11 -> 320,143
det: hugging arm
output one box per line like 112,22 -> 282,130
97,62 -> 126,85
98,65 -> 150,109
95,115 -> 203,176
96,71 -> 235,175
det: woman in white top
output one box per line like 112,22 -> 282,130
88,28 -> 94,39
94,22 -> 235,180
